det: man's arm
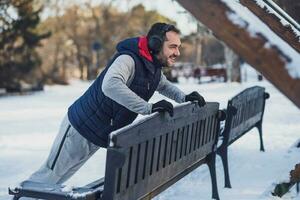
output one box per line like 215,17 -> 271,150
102,55 -> 152,115
157,73 -> 206,107
156,73 -> 186,103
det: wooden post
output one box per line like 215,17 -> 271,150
176,0 -> 300,109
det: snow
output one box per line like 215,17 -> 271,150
61,185 -> 74,192
221,0 -> 300,79
109,112 -> 158,147
1,66 -> 300,199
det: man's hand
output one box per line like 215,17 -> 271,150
185,91 -> 206,107
151,100 -> 174,117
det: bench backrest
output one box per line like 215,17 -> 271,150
223,86 -> 268,145
101,102 -> 221,200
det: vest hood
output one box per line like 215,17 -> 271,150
116,36 -> 163,73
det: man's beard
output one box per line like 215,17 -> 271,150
158,56 -> 168,67
157,53 -> 176,67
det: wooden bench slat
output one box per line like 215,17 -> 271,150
182,124 -> 189,157
209,115 -> 215,143
128,145 -> 138,189
117,148 -> 130,194
136,141 -> 148,183
204,117 -> 210,145
193,121 -> 199,151
165,131 -> 173,167
197,120 -> 203,149
176,126 -> 184,161
144,138 -> 154,179
163,132 -> 172,168
151,136 -> 160,175
170,129 -> 179,164
198,119 -> 205,148
188,122 -> 195,154
158,134 -> 167,171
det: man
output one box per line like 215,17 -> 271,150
22,22 -> 206,190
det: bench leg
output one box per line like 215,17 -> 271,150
8,188 -> 21,200
13,196 -> 20,200
256,121 -> 265,152
218,147 -> 231,188
207,153 -> 220,200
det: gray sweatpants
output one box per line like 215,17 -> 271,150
20,115 -> 100,199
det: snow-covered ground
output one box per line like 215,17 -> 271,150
0,66 -> 299,200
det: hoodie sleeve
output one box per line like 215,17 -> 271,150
156,73 -> 186,103
102,54 -> 152,115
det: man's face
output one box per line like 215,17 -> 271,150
157,31 -> 181,67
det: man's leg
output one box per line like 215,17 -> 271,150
19,115 -> 99,199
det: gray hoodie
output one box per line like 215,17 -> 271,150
102,54 -> 186,115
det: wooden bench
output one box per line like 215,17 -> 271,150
0,88 -> 6,95
193,67 -> 227,83
217,86 -> 270,188
9,102 -> 225,200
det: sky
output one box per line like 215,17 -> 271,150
41,0 -> 198,35
118,0 -> 198,35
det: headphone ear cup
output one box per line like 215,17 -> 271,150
148,35 -> 163,54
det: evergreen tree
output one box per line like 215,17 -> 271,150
0,0 -> 50,91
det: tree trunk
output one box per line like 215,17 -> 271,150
224,46 -> 241,82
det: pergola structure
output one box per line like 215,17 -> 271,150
176,0 -> 300,196
176,0 -> 300,109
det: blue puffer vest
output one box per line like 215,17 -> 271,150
67,37 -> 162,147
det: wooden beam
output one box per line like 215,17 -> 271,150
240,0 -> 300,53
176,0 -> 300,109
291,163 -> 300,183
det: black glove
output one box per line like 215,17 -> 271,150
151,100 -> 174,117
185,91 -> 206,107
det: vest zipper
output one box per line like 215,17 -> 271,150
147,82 -> 150,90
110,118 -> 113,126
